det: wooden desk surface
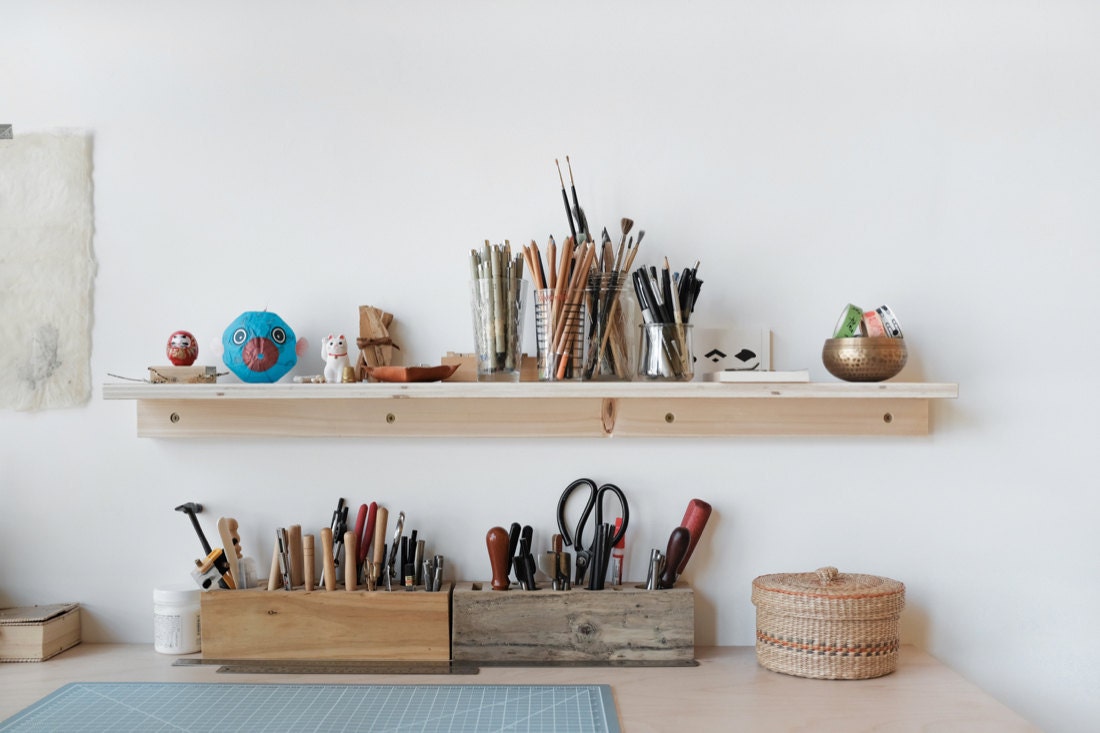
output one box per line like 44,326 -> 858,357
0,645 -> 1037,731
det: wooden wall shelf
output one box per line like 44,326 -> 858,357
102,381 -> 957,438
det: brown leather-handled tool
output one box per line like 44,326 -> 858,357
677,499 -> 712,575
487,526 -> 511,590
658,527 -> 690,589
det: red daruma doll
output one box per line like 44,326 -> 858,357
166,330 -> 199,366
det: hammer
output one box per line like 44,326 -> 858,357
175,502 -> 213,554
176,502 -> 231,585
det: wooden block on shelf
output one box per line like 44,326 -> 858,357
441,352 -> 538,382
199,586 -> 451,661
147,365 -> 217,384
0,603 -> 81,662
451,582 -> 694,663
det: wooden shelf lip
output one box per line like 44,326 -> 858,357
103,381 -> 956,438
103,381 -> 958,401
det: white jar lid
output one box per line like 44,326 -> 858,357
154,582 -> 200,604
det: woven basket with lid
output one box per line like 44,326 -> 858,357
751,566 -> 905,680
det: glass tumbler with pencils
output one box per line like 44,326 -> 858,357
534,288 -> 585,381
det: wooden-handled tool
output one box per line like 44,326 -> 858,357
321,527 -> 336,592
218,517 -> 242,590
268,544 -> 280,591
344,531 -> 357,591
677,499 -> 713,575
372,507 -> 388,570
658,527 -> 691,589
487,526 -> 511,591
288,524 -> 304,588
303,534 -> 315,591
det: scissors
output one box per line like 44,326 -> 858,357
556,478 -> 629,586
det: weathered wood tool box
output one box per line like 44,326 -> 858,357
451,582 -> 694,663
0,603 -> 81,662
200,586 -> 452,661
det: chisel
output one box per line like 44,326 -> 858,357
677,499 -> 712,575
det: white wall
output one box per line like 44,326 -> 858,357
3,2 -> 1098,730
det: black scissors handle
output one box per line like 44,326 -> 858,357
556,478 -> 597,548
593,483 -> 629,547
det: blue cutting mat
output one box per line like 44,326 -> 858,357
0,682 -> 620,733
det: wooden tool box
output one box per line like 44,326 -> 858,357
200,586 -> 452,661
0,603 -> 81,662
451,582 -> 694,663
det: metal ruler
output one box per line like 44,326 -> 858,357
173,658 -> 477,675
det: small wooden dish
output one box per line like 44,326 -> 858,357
364,365 -> 460,383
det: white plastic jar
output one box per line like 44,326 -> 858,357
153,583 -> 201,654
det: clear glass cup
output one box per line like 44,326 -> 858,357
534,288 -> 585,381
636,323 -> 694,381
470,278 -> 530,382
583,273 -> 638,381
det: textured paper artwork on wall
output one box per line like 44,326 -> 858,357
0,131 -> 96,410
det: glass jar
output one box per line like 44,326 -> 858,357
583,272 -> 638,381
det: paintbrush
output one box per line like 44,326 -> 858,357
615,218 -> 633,272
565,156 -> 589,242
555,159 -> 578,243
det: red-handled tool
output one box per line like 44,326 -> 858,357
360,502 -> 377,567
677,499 -> 712,575
353,503 -> 370,570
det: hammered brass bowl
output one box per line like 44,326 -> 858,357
822,337 -> 907,382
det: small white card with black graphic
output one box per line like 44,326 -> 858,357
694,327 -> 772,378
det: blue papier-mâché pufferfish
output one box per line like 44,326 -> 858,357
221,310 -> 308,383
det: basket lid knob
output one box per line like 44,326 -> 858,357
816,566 -> 840,584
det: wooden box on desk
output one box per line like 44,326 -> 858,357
0,603 -> 81,662
199,586 -> 452,660
451,582 -> 694,663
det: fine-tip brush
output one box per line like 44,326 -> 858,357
565,156 -> 590,242
622,230 -> 644,274
555,159 -> 578,243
